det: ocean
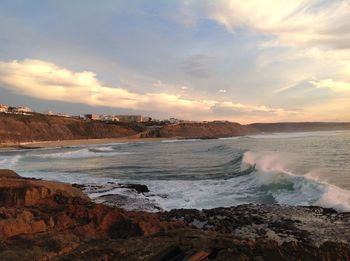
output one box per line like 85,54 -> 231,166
1,130 -> 350,212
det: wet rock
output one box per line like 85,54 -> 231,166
120,183 -> 150,194
94,193 -> 162,212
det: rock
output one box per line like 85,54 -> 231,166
94,193 -> 162,212
121,183 -> 150,194
186,250 -> 210,261
1,171 -> 350,260
0,169 -> 21,179
108,219 -> 144,239
0,174 -> 90,207
149,245 -> 185,261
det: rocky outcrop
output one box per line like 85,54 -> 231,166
0,169 -> 89,207
0,113 -> 138,144
1,170 -> 350,260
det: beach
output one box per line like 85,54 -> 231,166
0,137 -> 168,150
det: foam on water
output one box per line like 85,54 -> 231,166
1,132 -> 350,212
0,155 -> 22,169
241,151 -> 350,211
28,148 -> 131,159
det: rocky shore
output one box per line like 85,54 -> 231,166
1,169 -> 350,260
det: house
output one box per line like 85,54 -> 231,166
102,115 -> 119,122
85,114 -> 103,121
169,118 -> 179,124
142,116 -> 152,122
0,104 -> 9,113
10,106 -> 32,113
117,115 -> 143,122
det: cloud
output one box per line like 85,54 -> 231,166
218,89 -> 226,94
182,0 -> 350,49
311,79 -> 350,93
0,59 -> 215,113
0,59 -> 293,122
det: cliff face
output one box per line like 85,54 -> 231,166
156,122 -> 260,139
1,170 -> 350,260
0,113 -> 138,144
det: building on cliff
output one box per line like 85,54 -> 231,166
0,104 -> 9,113
8,106 -> 33,114
117,115 -> 143,122
85,114 -> 103,121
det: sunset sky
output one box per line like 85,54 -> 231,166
0,0 -> 350,123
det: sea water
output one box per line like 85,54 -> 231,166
1,130 -> 350,211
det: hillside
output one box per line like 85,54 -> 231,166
0,113 -> 138,144
153,121 -> 260,139
1,113 -> 350,145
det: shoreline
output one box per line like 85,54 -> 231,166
1,170 -> 350,259
1,128 -> 349,150
0,137 -> 169,150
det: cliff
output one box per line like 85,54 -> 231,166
0,113 -> 138,144
152,122 -> 260,139
1,112 -> 350,145
1,169 -> 350,260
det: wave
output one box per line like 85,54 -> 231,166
161,139 -> 201,143
241,151 -> 350,211
28,148 -> 131,159
0,155 -> 22,169
89,146 -> 116,153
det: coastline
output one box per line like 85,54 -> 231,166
0,137 -> 169,150
1,169 -> 350,260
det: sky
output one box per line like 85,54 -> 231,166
0,0 -> 349,123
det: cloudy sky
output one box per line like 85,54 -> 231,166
0,0 -> 349,123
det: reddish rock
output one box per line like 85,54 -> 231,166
0,172 -> 89,207
1,170 -> 350,260
0,169 -> 21,179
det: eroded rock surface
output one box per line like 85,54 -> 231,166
1,170 -> 350,260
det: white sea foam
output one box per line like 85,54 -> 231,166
29,148 -> 131,159
0,155 -> 22,169
242,151 -> 350,211
161,139 -> 201,143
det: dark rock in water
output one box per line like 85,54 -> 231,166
94,193 -> 162,212
120,183 -> 150,194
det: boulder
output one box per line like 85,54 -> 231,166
0,169 -> 21,179
0,170 -> 90,207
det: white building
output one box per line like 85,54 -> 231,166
169,118 -> 179,124
0,104 -> 9,113
11,106 -> 32,113
142,116 -> 152,122
103,115 -> 119,122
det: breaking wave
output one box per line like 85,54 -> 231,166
1,132 -> 350,212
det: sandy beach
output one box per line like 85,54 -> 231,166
0,137 -> 168,150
